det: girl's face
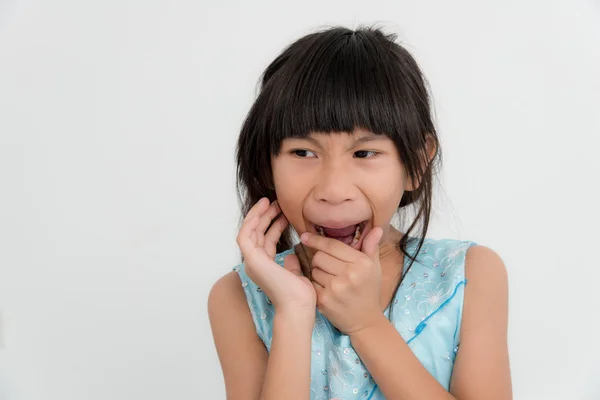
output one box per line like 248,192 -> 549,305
272,128 -> 412,251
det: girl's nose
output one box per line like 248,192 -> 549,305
312,165 -> 356,205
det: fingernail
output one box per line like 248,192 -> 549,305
301,232 -> 310,243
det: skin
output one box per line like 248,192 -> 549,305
208,128 -> 512,399
274,128 -> 418,309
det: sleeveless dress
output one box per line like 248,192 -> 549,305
233,236 -> 478,399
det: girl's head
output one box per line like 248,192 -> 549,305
236,25 -> 440,257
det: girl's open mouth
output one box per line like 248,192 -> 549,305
313,221 -> 368,248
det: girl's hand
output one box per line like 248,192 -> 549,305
237,197 -> 316,317
300,227 -> 385,335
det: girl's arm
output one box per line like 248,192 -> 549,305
348,245 -> 512,400
208,271 -> 313,400
448,245 -> 512,399
262,309 -> 314,399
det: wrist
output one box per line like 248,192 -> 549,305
274,308 -> 315,330
348,314 -> 389,340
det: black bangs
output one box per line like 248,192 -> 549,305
251,26 -> 434,156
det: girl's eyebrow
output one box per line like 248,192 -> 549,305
353,135 -> 385,145
288,134 -> 385,148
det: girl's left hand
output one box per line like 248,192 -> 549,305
300,227 -> 385,335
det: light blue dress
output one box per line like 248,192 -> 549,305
233,236 -> 478,399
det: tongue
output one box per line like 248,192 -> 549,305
322,224 -> 357,237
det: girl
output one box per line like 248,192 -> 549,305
208,25 -> 511,400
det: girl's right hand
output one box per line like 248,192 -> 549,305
236,197 -> 316,318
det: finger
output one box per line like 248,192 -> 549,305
256,200 -> 281,234
283,254 -> 302,277
238,215 -> 260,249
242,197 -> 270,224
312,280 -> 325,297
264,213 -> 289,257
361,226 -> 383,261
311,251 -> 345,276
256,200 -> 281,247
300,232 -> 354,262
311,267 -> 335,288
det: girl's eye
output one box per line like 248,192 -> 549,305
354,150 -> 380,158
292,149 -> 316,158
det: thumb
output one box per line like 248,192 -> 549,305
361,226 -> 383,260
283,253 -> 303,277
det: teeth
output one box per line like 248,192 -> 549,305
350,224 -> 363,247
315,223 -> 364,246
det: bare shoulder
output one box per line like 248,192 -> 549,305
461,244 -> 509,332
464,244 -> 509,298
208,270 -> 248,313
465,244 -> 509,278
207,269 -> 262,339
208,271 -> 268,400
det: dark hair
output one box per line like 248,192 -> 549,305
235,25 -> 442,320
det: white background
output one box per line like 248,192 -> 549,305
1,1 -> 599,399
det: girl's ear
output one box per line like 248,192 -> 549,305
405,135 -> 437,192
424,135 -> 437,163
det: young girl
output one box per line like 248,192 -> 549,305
208,25 -> 511,400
